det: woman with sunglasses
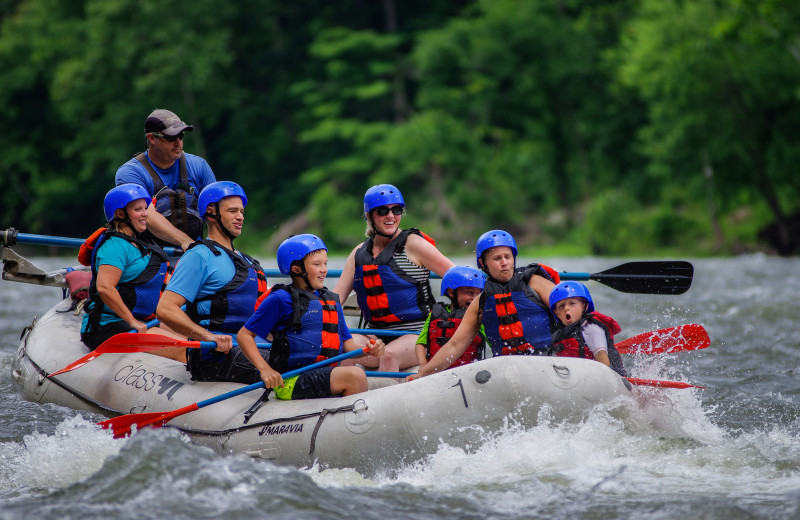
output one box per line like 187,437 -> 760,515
333,184 -> 454,373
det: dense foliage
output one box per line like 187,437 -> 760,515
1,0 -> 798,256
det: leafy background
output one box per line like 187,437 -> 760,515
1,0 -> 798,257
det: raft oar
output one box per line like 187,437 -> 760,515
365,371 -> 702,389
263,261 -> 694,295
560,261 -> 693,295
2,229 -> 692,295
2,228 -> 180,256
48,333 -> 272,377
98,344 -> 375,438
615,324 -> 709,355
351,324 -> 710,355
627,377 -> 704,389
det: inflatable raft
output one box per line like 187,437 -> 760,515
10,294 -> 634,475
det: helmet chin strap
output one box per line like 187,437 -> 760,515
114,209 -> 139,238
207,202 -> 237,244
290,261 -> 313,291
369,215 -> 396,239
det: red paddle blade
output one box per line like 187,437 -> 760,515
48,333 -> 200,377
616,324 -> 710,355
627,377 -> 704,389
99,404 -> 199,438
49,351 -> 103,377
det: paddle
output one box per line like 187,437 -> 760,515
351,324 -> 710,356
3,229 -> 692,295
367,371 -> 702,389
98,343 -> 376,438
49,333 -> 272,377
2,228 -> 180,256
615,324 -> 709,355
627,377 -> 704,389
261,261 -> 693,295
560,261 -> 694,295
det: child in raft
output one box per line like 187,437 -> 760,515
549,281 -> 627,376
236,234 -> 385,400
415,266 -> 488,370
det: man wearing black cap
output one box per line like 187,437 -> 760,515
115,109 -> 216,250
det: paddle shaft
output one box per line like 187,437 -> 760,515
5,229 -> 180,256
3,229 -> 691,295
99,344 -> 374,437
364,371 -> 700,388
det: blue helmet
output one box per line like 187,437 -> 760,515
475,229 -> 517,266
441,266 -> 486,296
277,234 -> 327,275
104,184 -> 150,222
363,184 -> 404,215
549,281 -> 594,314
198,181 -> 248,219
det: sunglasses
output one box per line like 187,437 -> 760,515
374,205 -> 404,216
151,132 -> 185,142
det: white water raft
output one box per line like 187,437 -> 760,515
11,297 -> 634,475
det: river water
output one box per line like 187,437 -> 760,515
1,254 -> 799,519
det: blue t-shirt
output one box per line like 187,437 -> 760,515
164,244 -> 238,317
243,288 -> 353,344
115,151 -> 216,198
80,236 -> 151,331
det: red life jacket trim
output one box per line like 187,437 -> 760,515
361,264 -> 402,323
493,292 -> 535,355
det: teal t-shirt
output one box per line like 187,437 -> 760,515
81,236 -> 150,331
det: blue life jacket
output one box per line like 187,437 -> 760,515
353,229 -> 434,327
84,230 -> 169,333
480,263 -> 557,356
186,240 -> 268,333
134,152 -> 203,243
267,285 -> 344,373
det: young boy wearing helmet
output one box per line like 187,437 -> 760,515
236,235 -> 385,400
156,181 -> 269,383
549,281 -> 627,376
414,266 -> 488,370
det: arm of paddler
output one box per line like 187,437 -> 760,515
144,200 -> 194,251
156,290 -> 232,353
95,264 -> 147,333
404,233 -> 454,277
332,245 -> 359,303
407,297 -> 481,381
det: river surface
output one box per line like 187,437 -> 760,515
1,254 -> 799,519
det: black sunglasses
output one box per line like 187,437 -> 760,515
151,132 -> 185,142
374,206 -> 404,216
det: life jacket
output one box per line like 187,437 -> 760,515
186,240 -> 268,333
134,152 -> 203,243
353,229 -> 435,327
551,312 -> 627,376
480,263 -> 558,356
83,230 -> 170,334
267,284 -> 344,373
426,303 -> 484,368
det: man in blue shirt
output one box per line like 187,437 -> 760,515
156,181 -> 268,383
115,109 -> 216,250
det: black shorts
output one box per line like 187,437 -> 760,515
80,320 -> 132,351
291,366 -> 336,400
187,346 -> 269,384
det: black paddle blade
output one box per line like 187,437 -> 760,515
592,261 -> 694,295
